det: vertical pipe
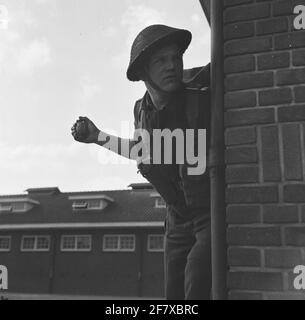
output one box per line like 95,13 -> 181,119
137,232 -> 144,297
49,231 -> 57,294
210,0 -> 227,300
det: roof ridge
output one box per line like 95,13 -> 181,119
63,189 -> 132,194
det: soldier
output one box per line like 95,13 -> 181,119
71,24 -> 211,300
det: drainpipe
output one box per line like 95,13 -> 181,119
49,231 -> 57,294
209,0 -> 228,300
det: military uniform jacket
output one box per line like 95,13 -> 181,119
133,65 -> 211,217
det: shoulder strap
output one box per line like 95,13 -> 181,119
133,98 -> 144,129
184,87 -> 210,129
183,63 -> 211,89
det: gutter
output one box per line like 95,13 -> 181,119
210,0 -> 228,300
0,222 -> 165,230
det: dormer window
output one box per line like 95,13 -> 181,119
87,199 -> 105,210
69,195 -> 113,212
0,198 -> 39,213
149,192 -> 167,209
72,199 -> 106,210
150,192 -> 166,209
72,201 -> 88,210
155,197 -> 166,209
12,202 -> 26,212
0,204 -> 12,212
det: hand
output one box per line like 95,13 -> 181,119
71,116 -> 100,144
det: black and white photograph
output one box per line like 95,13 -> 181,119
0,0 -> 305,303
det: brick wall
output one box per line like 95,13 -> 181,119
223,0 -> 305,299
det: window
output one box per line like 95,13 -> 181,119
0,236 -> 11,252
21,236 -> 50,252
147,235 -> 165,252
103,235 -> 119,251
72,201 -> 88,210
12,202 -> 26,212
155,197 -> 166,209
69,195 -> 113,212
0,204 -> 12,212
0,200 -> 36,213
103,235 -> 135,252
61,235 -> 92,252
87,199 -> 103,209
72,199 -> 106,211
36,236 -> 50,250
120,235 -> 135,251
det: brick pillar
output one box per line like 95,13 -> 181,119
223,0 -> 305,299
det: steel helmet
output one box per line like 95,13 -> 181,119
127,24 -> 192,82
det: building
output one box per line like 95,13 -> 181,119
0,183 -> 166,298
220,0 -> 305,299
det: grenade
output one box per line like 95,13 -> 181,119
76,120 -> 89,140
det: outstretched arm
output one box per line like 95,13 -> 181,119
71,117 -> 138,160
95,130 -> 138,160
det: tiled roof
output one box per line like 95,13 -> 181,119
0,185 -> 166,225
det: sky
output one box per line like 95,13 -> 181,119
0,0 -> 210,195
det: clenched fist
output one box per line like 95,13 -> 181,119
71,116 -> 100,144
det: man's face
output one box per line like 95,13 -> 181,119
145,43 -> 183,92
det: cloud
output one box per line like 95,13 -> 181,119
110,4 -> 166,70
80,76 -> 102,100
121,4 -> 166,46
0,142 -> 90,192
0,2 -> 52,77
0,37 -> 51,78
34,0 -> 50,4
100,25 -> 118,39
17,38 -> 51,73
191,14 -> 201,24
0,142 -> 141,194
0,143 -> 81,170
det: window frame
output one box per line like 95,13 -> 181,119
11,202 -> 26,212
147,234 -> 165,252
72,199 -> 106,211
103,234 -> 136,252
21,235 -> 51,252
0,236 -> 11,252
60,235 -> 92,252
155,197 -> 166,209
0,204 -> 13,213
